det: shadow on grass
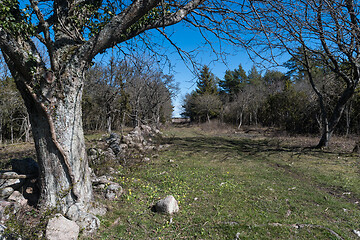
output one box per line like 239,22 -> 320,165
164,135 -> 341,159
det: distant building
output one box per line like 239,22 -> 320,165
171,117 -> 191,124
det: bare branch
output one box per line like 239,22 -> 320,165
30,0 -> 56,70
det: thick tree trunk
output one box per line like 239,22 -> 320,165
13,68 -> 93,215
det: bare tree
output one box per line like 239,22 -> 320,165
244,0 -> 360,148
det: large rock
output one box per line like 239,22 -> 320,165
10,158 -> 39,177
155,195 -> 179,214
46,214 -> 79,240
66,203 -> 100,236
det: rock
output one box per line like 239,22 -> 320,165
0,188 -> 15,199
155,195 -> 179,214
109,132 -> 120,140
106,133 -> 122,155
88,204 -> 107,217
88,148 -> 98,156
7,191 -> 27,206
0,200 -> 12,224
46,214 -> 79,240
92,175 -> 111,186
353,230 -> 360,237
75,212 -> 100,236
10,158 -> 39,177
66,203 -> 100,236
105,183 -> 123,201
0,172 -> 23,190
103,149 -> 116,160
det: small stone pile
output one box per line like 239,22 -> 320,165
91,175 -> 123,201
0,158 -> 40,239
112,125 -> 163,156
88,125 -> 166,168
0,158 -> 39,207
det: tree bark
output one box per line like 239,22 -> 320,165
12,64 -> 92,214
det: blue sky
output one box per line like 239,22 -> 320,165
95,19 -> 289,118
160,24 -> 285,117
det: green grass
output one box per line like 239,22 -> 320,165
86,126 -> 360,239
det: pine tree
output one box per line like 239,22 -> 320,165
247,65 -> 262,85
219,64 -> 247,101
196,65 -> 218,95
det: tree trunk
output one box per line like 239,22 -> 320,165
13,69 -> 93,215
107,114 -> 112,134
0,114 -> 2,145
25,113 -> 31,142
316,86 -> 355,148
317,119 -> 330,148
10,120 -> 13,144
237,111 -> 243,129
345,102 -> 351,137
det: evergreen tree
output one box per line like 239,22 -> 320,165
247,65 -> 262,85
196,65 -> 218,95
219,64 -> 247,101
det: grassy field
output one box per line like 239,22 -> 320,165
86,125 -> 360,239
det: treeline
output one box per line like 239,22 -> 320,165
183,63 -> 360,135
0,77 -> 31,144
82,58 -> 178,133
0,58 -> 177,143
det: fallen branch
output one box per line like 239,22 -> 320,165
0,174 -> 36,179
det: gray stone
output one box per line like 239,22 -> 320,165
155,195 -> 179,214
105,183 -> 123,201
353,230 -> 360,237
88,148 -> 98,156
46,214 -> 79,240
75,212 -> 100,236
7,191 -> 27,206
92,175 -> 111,185
0,188 -> 14,199
10,158 -> 39,177
88,205 -> 107,217
106,133 -> 122,155
66,204 -> 100,236
0,172 -> 22,190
